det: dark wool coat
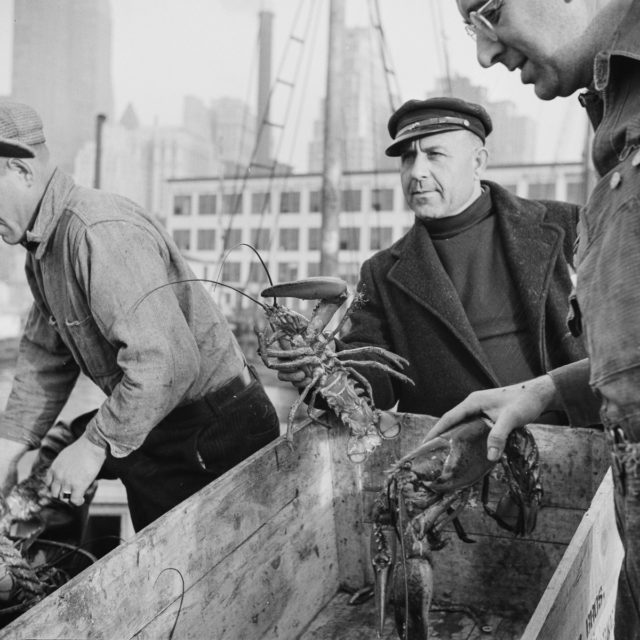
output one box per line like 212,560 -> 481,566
338,180 -> 587,418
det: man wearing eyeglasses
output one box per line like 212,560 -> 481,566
430,2 -> 640,638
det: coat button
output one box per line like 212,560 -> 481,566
632,149 -> 640,167
610,171 -> 622,189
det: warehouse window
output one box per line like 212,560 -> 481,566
198,194 -> 216,215
173,195 -> 191,216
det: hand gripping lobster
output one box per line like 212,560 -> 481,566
371,417 -> 543,639
256,277 -> 414,462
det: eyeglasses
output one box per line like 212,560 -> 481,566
464,0 -> 504,42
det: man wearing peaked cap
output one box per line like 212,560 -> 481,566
385,96 -> 493,156
0,101 -> 280,532
279,95 -> 588,490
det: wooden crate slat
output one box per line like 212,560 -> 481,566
1,423 -> 337,639
521,469 -> 623,640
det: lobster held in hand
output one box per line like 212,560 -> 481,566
370,416 -> 543,639
256,277 -> 414,463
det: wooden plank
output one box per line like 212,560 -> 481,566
431,532 -> 568,614
363,419 -> 608,510
0,421 -> 340,640
299,589 -> 527,639
328,424 -> 370,590
521,469 -> 623,640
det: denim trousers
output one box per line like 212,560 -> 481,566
576,153 -> 640,640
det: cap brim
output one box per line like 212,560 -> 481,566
385,125 -> 468,157
0,138 -> 35,158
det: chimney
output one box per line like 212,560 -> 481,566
256,3 -> 274,170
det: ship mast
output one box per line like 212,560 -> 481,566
320,0 -> 345,276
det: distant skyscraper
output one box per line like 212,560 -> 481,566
74,98 -> 218,219
432,74 -> 537,165
308,27 -> 397,173
210,97 -> 256,177
11,0 -> 114,173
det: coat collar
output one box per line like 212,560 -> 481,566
25,168 -> 75,260
387,181 -> 564,381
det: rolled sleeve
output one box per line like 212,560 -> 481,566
0,304 -> 80,448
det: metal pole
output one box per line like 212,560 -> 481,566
320,0 -> 344,277
94,113 -> 107,189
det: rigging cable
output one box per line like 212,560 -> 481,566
430,0 -> 453,95
241,0 -> 325,295
220,0 -> 315,258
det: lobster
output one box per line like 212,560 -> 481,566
132,248 -> 413,463
255,276 -> 414,462
371,416 -> 543,639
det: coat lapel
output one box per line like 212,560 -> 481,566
490,183 -> 564,350
388,222 -> 498,383
386,182 -> 564,385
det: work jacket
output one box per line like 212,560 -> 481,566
339,180 -> 587,418
0,169 -> 244,456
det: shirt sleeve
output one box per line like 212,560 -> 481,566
72,219 -> 201,457
0,302 -> 80,448
548,358 -> 602,427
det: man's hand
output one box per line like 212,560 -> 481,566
277,369 -> 314,390
425,374 -> 558,462
0,438 -> 29,494
275,338 -> 336,390
45,434 -> 107,506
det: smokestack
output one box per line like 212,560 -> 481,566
256,4 -> 273,170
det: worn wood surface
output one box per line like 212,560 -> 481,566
0,420 -> 340,640
337,414 -> 608,615
522,469 -> 623,640
0,411 -> 611,639
299,589 -> 527,639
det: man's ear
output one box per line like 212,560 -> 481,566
474,146 -> 489,177
6,157 -> 34,185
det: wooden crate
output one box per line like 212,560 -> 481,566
0,413 -> 617,639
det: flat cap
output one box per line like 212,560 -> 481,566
0,101 -> 46,158
386,96 -> 492,157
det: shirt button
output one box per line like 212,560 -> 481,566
632,149 -> 640,167
610,171 -> 622,189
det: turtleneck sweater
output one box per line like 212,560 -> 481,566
421,188 -> 539,385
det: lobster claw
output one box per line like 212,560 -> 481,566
370,521 -> 396,637
261,277 -> 349,341
260,276 -> 348,301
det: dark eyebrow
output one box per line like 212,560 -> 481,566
417,142 -> 448,153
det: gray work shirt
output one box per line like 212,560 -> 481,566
0,168 -> 244,457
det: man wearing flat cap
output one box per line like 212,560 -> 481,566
281,96 -> 588,425
0,101 -> 280,532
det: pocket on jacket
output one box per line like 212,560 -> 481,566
64,314 -> 119,379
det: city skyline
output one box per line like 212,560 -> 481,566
0,0 -> 588,172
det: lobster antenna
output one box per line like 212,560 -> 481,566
131,278 -> 269,315
215,242 -> 278,306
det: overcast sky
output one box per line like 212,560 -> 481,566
0,0 -> 588,169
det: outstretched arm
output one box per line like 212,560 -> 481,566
425,375 -> 558,461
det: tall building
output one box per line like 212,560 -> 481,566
11,0 -> 114,173
74,97 -> 219,220
432,75 -> 537,165
210,97 -> 256,178
308,27 -> 397,173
